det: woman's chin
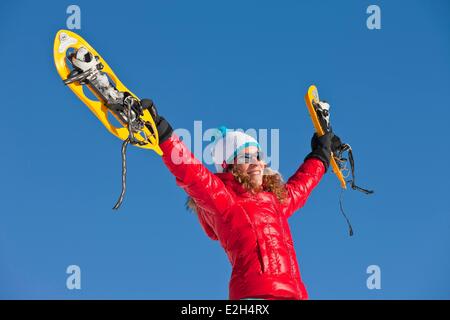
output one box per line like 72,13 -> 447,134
250,176 -> 263,188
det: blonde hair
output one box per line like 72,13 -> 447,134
230,165 -> 287,203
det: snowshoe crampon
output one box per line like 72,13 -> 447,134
304,85 -> 346,189
53,29 -> 162,156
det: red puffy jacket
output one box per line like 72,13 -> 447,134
161,134 -> 325,300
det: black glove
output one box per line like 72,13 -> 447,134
304,132 -> 334,172
331,134 -> 343,155
140,98 -> 173,144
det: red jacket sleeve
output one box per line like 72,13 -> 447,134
160,134 -> 235,216
282,158 -> 326,218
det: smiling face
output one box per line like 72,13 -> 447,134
232,146 -> 265,188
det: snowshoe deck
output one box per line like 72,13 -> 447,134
304,85 -> 346,189
53,29 -> 162,155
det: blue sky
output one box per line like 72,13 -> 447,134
0,0 -> 449,299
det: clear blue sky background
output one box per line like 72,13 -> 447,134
0,0 -> 449,299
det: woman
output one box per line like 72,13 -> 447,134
142,99 -> 338,300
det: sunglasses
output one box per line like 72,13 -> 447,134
235,151 -> 265,164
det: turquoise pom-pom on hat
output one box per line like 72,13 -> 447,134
217,126 -> 228,138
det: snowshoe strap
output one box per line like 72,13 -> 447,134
339,190 -> 354,236
113,137 -> 130,210
112,97 -> 148,210
342,144 -> 374,195
334,143 -> 374,236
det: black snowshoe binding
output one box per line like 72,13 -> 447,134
64,47 -> 155,145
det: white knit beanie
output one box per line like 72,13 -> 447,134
211,126 -> 261,173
